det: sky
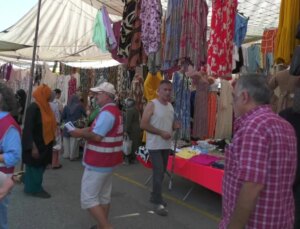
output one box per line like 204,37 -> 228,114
0,0 -> 37,31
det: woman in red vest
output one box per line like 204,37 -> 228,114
0,83 -> 22,228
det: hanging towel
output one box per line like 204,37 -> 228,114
92,10 -> 107,52
101,6 -> 117,50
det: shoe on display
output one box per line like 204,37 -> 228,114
155,204 -> 168,216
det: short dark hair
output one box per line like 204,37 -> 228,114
54,88 -> 61,94
0,83 -> 18,115
236,74 -> 271,105
159,80 -> 172,87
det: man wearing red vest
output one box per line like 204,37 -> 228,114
0,83 -> 22,229
70,82 -> 122,229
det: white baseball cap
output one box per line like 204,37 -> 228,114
90,82 -> 116,96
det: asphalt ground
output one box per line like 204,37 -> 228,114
8,159 -> 222,229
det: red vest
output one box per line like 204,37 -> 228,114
0,114 -> 21,174
83,104 -> 123,167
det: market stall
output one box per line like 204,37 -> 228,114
0,0 -> 299,198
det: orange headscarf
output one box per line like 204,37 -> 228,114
32,84 -> 56,145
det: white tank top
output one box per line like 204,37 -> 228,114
146,99 -> 174,150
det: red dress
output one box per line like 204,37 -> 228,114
207,0 -> 238,77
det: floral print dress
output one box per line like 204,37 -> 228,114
207,0 -> 238,77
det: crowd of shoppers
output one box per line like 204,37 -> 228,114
1,71 -> 300,229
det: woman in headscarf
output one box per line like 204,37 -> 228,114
62,94 -> 86,161
22,84 -> 56,198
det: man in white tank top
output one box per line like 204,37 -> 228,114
141,80 -> 180,216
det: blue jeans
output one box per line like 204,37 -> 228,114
0,194 -> 9,229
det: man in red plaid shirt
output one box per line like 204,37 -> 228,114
220,74 -> 297,229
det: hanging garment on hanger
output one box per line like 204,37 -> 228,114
261,28 -> 278,55
162,0 -> 184,71
192,76 -> 209,139
110,21 -> 128,64
172,71 -> 191,140
107,66 -> 119,91
147,48 -> 161,74
207,83 -> 218,138
234,13 -> 248,48
143,71 -> 162,102
118,0 -> 137,58
247,44 -> 261,73
140,0 -> 162,55
41,63 -> 57,90
67,75 -> 77,103
130,74 -> 144,116
92,10 -> 107,52
207,0 -> 238,77
232,47 -> 244,73
215,80 -> 233,139
101,6 -> 117,50
179,0 -> 208,70
128,0 -> 147,69
117,65 -> 129,99
275,0 -> 300,64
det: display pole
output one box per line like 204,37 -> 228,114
23,0 -> 42,121
169,61 -> 188,190
21,0 -> 42,171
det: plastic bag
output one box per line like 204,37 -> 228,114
122,135 -> 132,156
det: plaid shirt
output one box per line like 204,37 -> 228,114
220,105 -> 297,229
261,28 -> 278,54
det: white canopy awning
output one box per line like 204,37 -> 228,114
0,0 -> 122,61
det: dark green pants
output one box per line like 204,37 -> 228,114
24,165 -> 46,193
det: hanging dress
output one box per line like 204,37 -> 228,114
207,83 -> 218,138
214,80 -> 233,139
118,0 -> 137,58
68,75 -> 77,102
130,74 -> 144,116
140,0 -> 162,55
172,71 -> 191,140
128,0 -> 147,69
179,0 -> 208,70
162,0 -> 184,71
207,0 -> 238,77
192,78 -> 209,139
275,0 -> 300,64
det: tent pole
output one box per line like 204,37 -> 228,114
23,0 -> 42,121
21,0 -> 42,172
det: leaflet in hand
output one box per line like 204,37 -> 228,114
64,121 -> 76,132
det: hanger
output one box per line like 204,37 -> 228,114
237,11 -> 249,20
